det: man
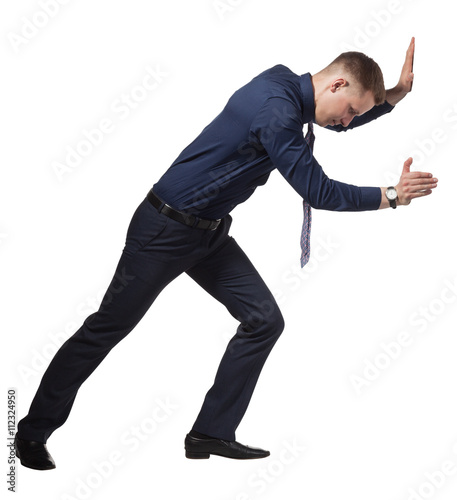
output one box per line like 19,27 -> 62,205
15,38 -> 438,469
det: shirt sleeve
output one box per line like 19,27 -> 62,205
249,96 -> 381,211
325,100 -> 394,133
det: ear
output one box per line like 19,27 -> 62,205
330,78 -> 347,93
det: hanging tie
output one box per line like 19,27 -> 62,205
300,122 -> 315,267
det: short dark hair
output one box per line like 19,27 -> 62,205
328,52 -> 386,105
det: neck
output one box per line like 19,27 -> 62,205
310,71 -> 327,107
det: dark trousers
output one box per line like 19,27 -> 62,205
17,195 -> 284,443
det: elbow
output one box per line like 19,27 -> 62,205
306,184 -> 338,210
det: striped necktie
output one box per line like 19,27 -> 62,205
300,122 -> 315,267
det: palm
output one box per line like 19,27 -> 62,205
398,37 -> 415,92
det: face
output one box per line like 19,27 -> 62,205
315,78 -> 376,128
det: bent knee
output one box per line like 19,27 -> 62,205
270,308 -> 285,336
242,299 -> 285,336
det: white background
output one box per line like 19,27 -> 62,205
2,1 -> 456,499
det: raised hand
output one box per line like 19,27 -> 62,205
386,37 -> 415,106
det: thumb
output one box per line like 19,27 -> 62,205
402,157 -> 413,175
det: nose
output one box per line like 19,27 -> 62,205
341,115 -> 355,128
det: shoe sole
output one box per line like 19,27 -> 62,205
185,450 -> 269,460
185,451 -> 210,459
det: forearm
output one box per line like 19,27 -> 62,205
386,86 -> 409,107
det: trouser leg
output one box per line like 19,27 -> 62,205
186,237 -> 285,441
17,198 -> 190,443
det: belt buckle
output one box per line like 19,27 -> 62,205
157,202 -> 171,214
211,219 -> 221,231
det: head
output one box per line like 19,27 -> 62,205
311,51 -> 385,128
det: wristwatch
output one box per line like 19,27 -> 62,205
386,186 -> 398,209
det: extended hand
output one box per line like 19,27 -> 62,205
386,37 -> 415,106
396,157 -> 438,206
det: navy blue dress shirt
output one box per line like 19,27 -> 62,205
153,64 -> 394,220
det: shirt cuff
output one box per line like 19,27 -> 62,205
380,99 -> 395,112
360,187 -> 382,210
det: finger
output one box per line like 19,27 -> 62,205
403,184 -> 436,196
403,173 -> 436,182
403,170 -> 433,179
402,157 -> 413,174
410,38 -> 415,89
408,189 -> 433,200
402,184 -> 437,196
405,37 -> 415,65
406,177 -> 438,186
408,37 -> 415,58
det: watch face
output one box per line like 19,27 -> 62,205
386,187 -> 397,200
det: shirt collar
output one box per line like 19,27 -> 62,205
299,72 -> 316,124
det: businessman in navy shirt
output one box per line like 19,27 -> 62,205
16,38 -> 438,469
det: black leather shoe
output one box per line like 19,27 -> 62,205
14,436 -> 56,470
184,433 -> 270,460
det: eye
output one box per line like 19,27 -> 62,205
349,107 -> 357,116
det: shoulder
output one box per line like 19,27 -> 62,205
248,64 -> 301,101
253,64 -> 297,80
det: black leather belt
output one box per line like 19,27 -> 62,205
147,189 -> 221,231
